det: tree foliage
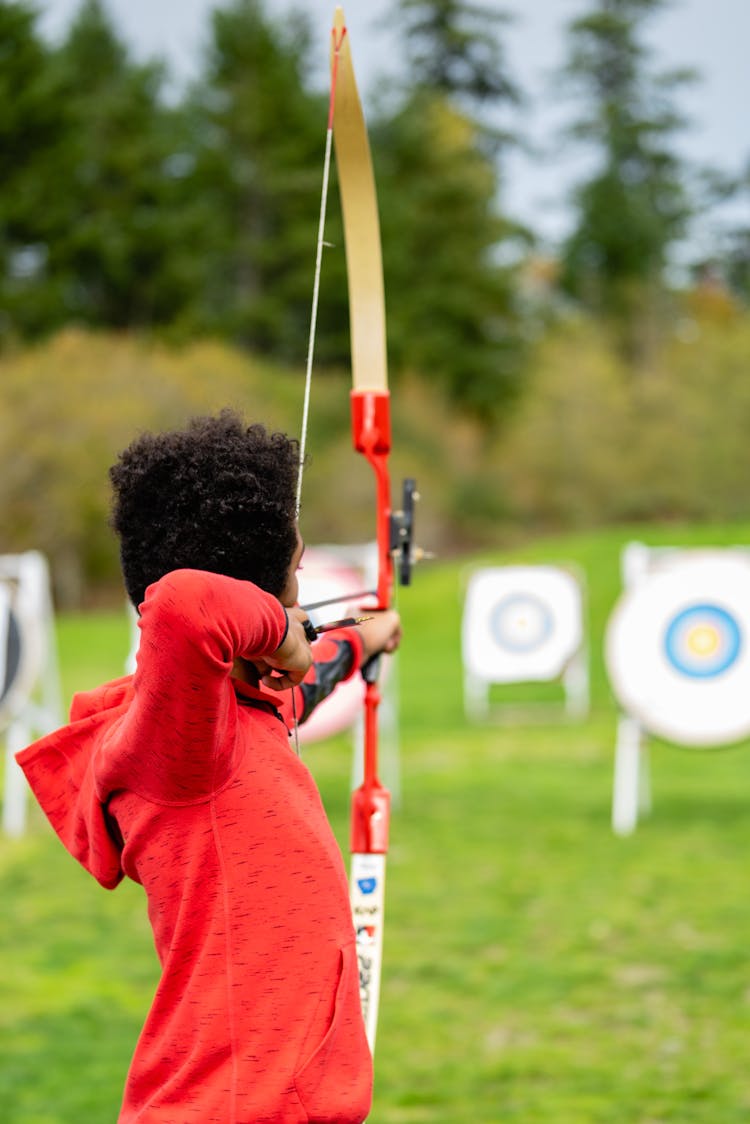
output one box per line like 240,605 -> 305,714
0,0 -> 741,429
0,0 -> 68,336
0,330 -> 476,605
709,158 -> 750,305
395,0 -> 520,116
0,0 -> 532,420
4,309 -> 750,605
557,0 -> 695,360
0,0 -> 201,337
182,0 -> 326,357
379,0 -> 528,417
50,0 -> 195,329
376,91 -> 526,419
0,331 -> 303,605
491,300 -> 750,531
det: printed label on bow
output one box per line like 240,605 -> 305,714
350,852 -> 386,1047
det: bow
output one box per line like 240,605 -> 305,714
329,7 -> 416,1051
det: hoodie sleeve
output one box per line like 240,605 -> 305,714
16,703 -> 131,889
105,569 -> 288,803
276,626 -> 365,730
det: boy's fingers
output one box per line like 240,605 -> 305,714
261,670 -> 305,691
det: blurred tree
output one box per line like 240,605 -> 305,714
557,0 -> 695,363
375,93 -> 527,421
375,0 -> 528,421
0,331 -> 475,603
48,0 -> 199,330
395,0 -> 519,117
0,331 -> 302,605
0,0 -> 66,339
717,158 -> 750,304
725,231 -> 750,305
184,0 -> 327,361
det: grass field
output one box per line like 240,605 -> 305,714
3,523 -> 750,1122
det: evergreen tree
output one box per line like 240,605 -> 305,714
725,231 -> 750,306
716,159 -> 750,305
557,0 -> 695,360
373,0 -> 527,420
396,0 -> 519,113
47,0 -> 196,330
375,91 -> 526,420
186,0 -> 326,359
0,1 -> 66,338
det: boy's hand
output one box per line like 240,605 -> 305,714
258,607 -> 313,691
357,609 -> 402,663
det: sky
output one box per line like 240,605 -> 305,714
36,0 -> 750,248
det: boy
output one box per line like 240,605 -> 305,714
17,409 -> 401,1123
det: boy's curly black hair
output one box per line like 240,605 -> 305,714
110,410 -> 301,608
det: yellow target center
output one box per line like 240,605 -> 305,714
686,625 -> 720,657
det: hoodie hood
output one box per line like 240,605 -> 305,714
16,676 -> 134,889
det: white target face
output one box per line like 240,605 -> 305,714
462,566 -> 583,683
295,549 -> 367,745
491,593 -> 554,653
0,580 -> 44,730
606,551 -> 750,746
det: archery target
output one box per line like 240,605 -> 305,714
664,604 -> 741,678
462,567 -> 583,683
491,593 -> 553,653
0,578 -> 44,731
0,599 -> 21,705
296,549 -> 367,744
606,552 -> 750,746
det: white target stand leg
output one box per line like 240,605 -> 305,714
563,647 -> 589,719
612,715 -> 648,835
638,738 -> 652,818
464,670 -> 489,721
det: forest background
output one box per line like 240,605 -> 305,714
2,0 -> 750,607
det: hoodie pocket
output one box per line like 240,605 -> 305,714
293,944 -> 373,1122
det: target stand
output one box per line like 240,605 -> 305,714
1,552 -> 63,837
461,565 -> 588,723
605,542 -> 750,835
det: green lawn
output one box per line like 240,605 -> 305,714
3,523 -> 750,1122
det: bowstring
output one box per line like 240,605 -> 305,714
291,688 -> 301,757
296,26 -> 346,514
292,26 -> 347,756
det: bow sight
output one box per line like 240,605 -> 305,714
392,477 -> 418,587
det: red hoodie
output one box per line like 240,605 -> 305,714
16,569 -> 373,1123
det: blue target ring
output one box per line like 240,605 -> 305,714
490,593 -> 553,653
663,603 -> 742,679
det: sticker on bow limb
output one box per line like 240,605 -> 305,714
350,852 -> 385,1038
606,551 -> 750,746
